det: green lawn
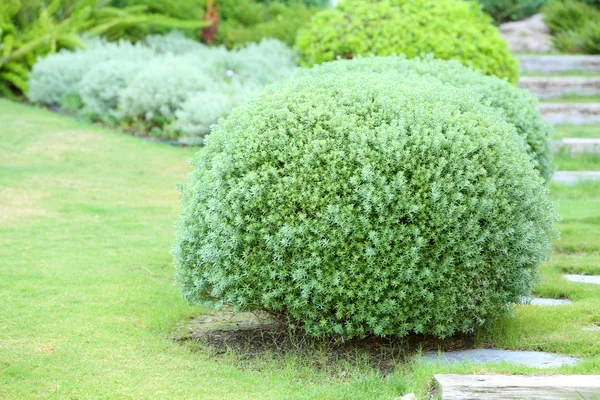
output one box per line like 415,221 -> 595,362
554,152 -> 600,171
1,100 -> 600,399
540,94 -> 600,103
553,124 -> 600,139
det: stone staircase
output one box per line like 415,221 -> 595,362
517,55 -> 600,183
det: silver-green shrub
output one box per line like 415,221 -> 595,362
118,54 -> 214,123
27,39 -> 156,105
174,91 -> 233,145
174,68 -> 559,338
300,56 -> 553,181
79,60 -> 143,115
143,31 -> 208,55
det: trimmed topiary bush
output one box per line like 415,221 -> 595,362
296,0 -> 519,84
298,55 -> 553,182
174,68 -> 558,339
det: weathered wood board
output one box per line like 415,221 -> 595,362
435,374 -> 600,399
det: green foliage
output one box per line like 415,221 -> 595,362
174,64 -> 558,339
0,0 -> 207,97
217,0 -> 316,48
543,0 -> 600,54
296,0 -> 519,84
475,0 -> 550,23
28,35 -> 296,141
299,55 -> 553,182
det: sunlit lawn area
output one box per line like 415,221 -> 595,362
1,99 -> 599,399
553,124 -> 600,139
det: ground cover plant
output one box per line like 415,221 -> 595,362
1,99 -> 599,399
174,65 -> 558,339
554,151 -> 600,170
299,55 -> 553,181
26,32 -> 296,143
296,0 -> 520,83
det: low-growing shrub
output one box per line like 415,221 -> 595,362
174,67 -> 558,339
118,54 -> 214,124
27,34 -> 297,140
27,39 -> 155,105
296,0 -> 519,84
543,0 -> 600,54
298,55 -> 553,181
476,0 -> 550,23
79,60 -> 143,116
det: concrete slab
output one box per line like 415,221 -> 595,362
518,55 -> 600,73
553,171 -> 600,185
553,138 -> 600,154
421,349 -> 579,368
564,274 -> 600,284
521,297 -> 573,306
520,77 -> 600,98
540,103 -> 600,124
435,374 -> 600,399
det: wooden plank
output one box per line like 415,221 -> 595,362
435,374 -> 600,399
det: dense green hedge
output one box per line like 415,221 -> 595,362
476,0 -> 550,23
299,56 -> 553,182
296,0 -> 519,84
543,0 -> 600,54
174,62 -> 558,338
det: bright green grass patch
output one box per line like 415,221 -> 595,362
541,94 -> 600,103
1,100 -> 600,399
553,124 -> 600,139
554,151 -> 600,171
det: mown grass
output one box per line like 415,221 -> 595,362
1,100 -> 599,399
553,124 -> 600,139
540,94 -> 600,103
521,71 -> 600,77
554,151 -> 600,171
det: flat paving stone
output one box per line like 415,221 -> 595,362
521,297 -> 572,306
435,374 -> 600,399
564,274 -> 600,284
519,76 -> 600,99
421,349 -> 579,368
553,171 -> 600,184
518,55 -> 600,73
540,103 -> 600,124
553,138 -> 600,154
583,326 -> 600,332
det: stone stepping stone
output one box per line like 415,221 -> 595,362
521,297 -> 572,306
518,55 -> 600,73
435,374 -> 600,399
553,138 -> 600,154
519,76 -> 600,99
540,103 -> 600,124
583,326 -> 600,332
421,349 -> 579,368
564,274 -> 600,284
553,171 -> 600,185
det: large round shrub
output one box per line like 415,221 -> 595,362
174,69 -> 558,338
298,55 -> 553,181
296,0 -> 519,83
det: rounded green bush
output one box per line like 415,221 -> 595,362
174,68 -> 557,338
296,0 -> 519,84
298,55 -> 553,181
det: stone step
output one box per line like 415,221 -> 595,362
435,374 -> 600,400
540,103 -> 600,124
520,76 -> 600,98
553,138 -> 600,154
553,171 -> 600,184
518,55 -> 600,73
